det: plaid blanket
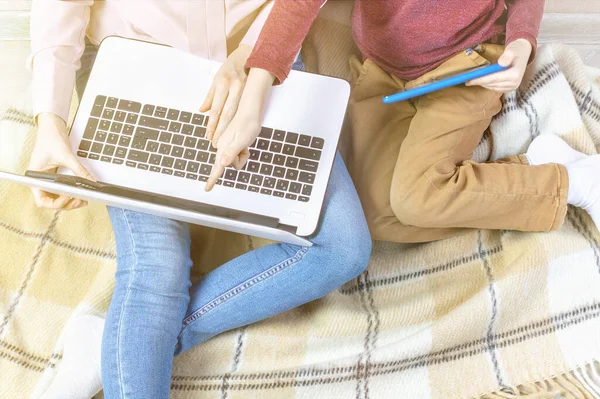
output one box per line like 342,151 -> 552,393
2,41 -> 600,398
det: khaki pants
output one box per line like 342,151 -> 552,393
348,44 -> 569,243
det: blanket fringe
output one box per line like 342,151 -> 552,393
481,361 -> 600,399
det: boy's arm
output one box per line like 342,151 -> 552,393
245,0 -> 326,84
27,0 -> 94,123
505,0 -> 545,61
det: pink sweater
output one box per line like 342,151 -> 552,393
246,0 -> 544,83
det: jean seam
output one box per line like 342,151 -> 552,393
179,246 -> 310,331
115,209 -> 138,399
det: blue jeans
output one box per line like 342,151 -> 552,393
101,153 -> 372,398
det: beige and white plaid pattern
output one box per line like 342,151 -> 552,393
2,40 -> 600,399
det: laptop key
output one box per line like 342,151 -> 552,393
89,154 -> 100,160
103,145 -> 116,156
285,169 -> 299,180
167,109 -> 180,120
196,151 -> 209,163
184,149 -> 196,160
127,114 -> 138,125
131,136 -> 147,150
270,142 -> 283,154
172,134 -> 185,146
248,186 -> 259,193
282,144 -> 295,156
251,174 -> 263,186
247,162 -> 260,173
84,118 -> 99,139
137,164 -> 149,171
285,132 -> 299,144
299,172 -> 316,184
273,191 -> 284,198
236,183 -> 248,190
186,173 -> 197,180
174,171 -> 185,177
299,196 -> 310,202
91,142 -> 103,154
223,181 -> 234,187
161,157 -> 174,168
261,188 -> 273,195
263,177 -> 276,188
171,146 -> 184,158
128,150 -> 149,163
161,168 -> 173,175
209,143 -> 217,153
249,149 -> 260,161
260,164 -> 273,176
184,136 -> 197,148
209,153 -> 216,164
194,126 -> 206,138
169,121 -> 182,133
142,105 -> 155,115
273,167 -> 285,178
123,124 -> 135,135
196,140 -> 209,151
192,114 -> 205,125
115,147 -> 127,158
298,159 -> 318,172
302,184 -> 313,196
289,182 -> 302,194
182,124 -> 194,135
199,164 -> 212,175
77,151 -> 88,158
118,100 -> 142,113
175,159 -> 187,170
257,139 -> 269,150
119,136 -> 131,147
126,161 -> 136,168
146,141 -> 159,152
238,172 -> 250,184
198,176 -> 208,182
159,132 -> 172,142
102,109 -> 114,120
187,161 -> 199,173
113,158 -> 124,165
295,146 -> 321,161
259,127 -> 273,139
225,170 -> 238,181
180,112 -> 192,123
285,157 -> 299,169
155,107 -> 168,118
311,137 -> 325,149
99,119 -> 111,131
260,152 -> 273,164
286,193 -> 297,200
273,130 -> 285,141
149,154 -> 162,165
139,116 -> 169,130
101,156 -> 112,163
110,122 -> 123,133
150,166 -> 161,173
114,111 -> 126,122
107,133 -> 119,145
79,140 -> 92,151
299,135 -> 311,146
107,97 -> 119,108
276,180 -> 289,191
91,96 -> 106,116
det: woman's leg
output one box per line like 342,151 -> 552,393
177,153 -> 372,353
101,208 -> 193,398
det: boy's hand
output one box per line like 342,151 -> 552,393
466,39 -> 533,93
28,113 -> 93,210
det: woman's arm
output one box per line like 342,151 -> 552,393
27,0 -> 94,210
28,0 -> 94,123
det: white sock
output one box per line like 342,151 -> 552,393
566,156 -> 600,230
525,135 -> 586,166
40,315 -> 104,399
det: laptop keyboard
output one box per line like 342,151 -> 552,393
76,95 -> 325,202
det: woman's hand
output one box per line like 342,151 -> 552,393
466,39 -> 533,93
27,113 -> 94,210
205,68 -> 276,191
200,44 -> 254,145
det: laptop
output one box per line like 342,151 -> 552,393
0,36 -> 350,246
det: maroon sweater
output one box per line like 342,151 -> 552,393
246,0 -> 544,83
